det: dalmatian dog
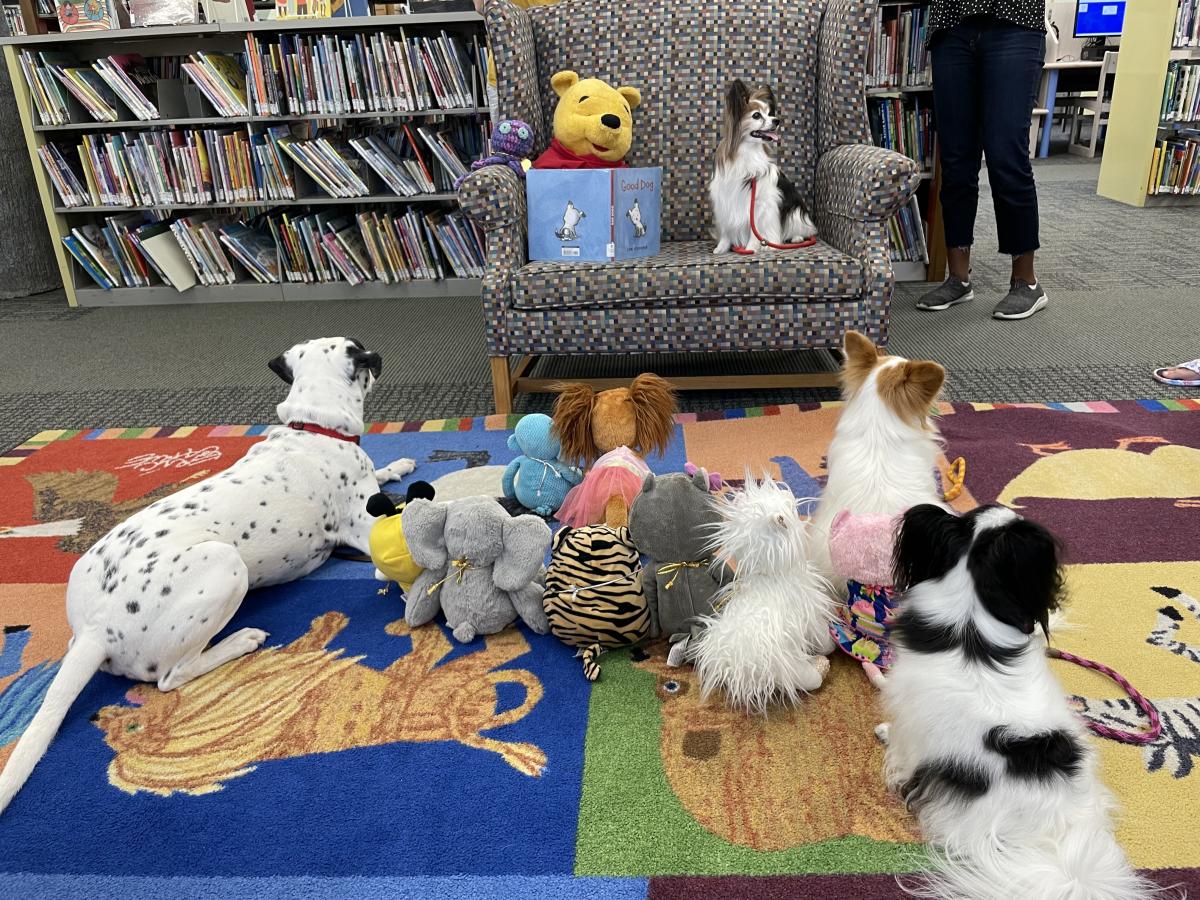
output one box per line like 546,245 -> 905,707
0,337 -> 415,815
555,200 -> 585,241
626,198 -> 647,237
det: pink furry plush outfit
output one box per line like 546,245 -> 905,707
828,510 -> 901,675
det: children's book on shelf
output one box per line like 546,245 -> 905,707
219,221 -> 281,283
1147,135 -> 1200,195
182,52 -> 249,117
1161,61 -> 1200,124
3,5 -> 26,37
40,51 -> 124,122
56,0 -> 128,33
886,195 -> 929,263
92,55 -> 160,121
867,2 -> 931,89
136,220 -> 199,291
1176,0 -> 1199,47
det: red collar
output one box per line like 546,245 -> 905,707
287,422 -> 360,445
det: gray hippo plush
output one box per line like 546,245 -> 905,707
403,495 -> 552,642
627,469 -> 731,663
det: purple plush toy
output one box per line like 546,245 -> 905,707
455,119 -> 534,189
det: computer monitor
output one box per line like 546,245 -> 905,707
1074,0 -> 1127,37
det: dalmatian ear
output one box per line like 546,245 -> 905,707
617,85 -> 641,110
268,353 -> 294,384
348,346 -> 383,381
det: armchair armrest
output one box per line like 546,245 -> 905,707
813,144 -> 922,348
814,143 -> 921,228
457,164 -> 527,356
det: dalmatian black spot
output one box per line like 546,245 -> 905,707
147,663 -> 157,674
155,530 -> 169,538
161,586 -> 171,597
126,601 -> 140,614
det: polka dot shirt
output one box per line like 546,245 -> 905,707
928,0 -> 1047,37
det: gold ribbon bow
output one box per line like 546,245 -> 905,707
657,560 -> 710,590
427,557 -> 475,595
943,456 -> 967,503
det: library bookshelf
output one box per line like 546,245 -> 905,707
1,11 -> 489,307
1098,0 -> 1200,207
867,0 -> 947,282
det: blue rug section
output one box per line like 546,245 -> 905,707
0,576 -> 591,876
0,874 -> 650,899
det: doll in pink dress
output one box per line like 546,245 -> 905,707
827,509 -> 902,689
556,446 -> 651,528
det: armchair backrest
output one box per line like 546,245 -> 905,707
487,0 -> 875,243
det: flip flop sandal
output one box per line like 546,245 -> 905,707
1152,359 -> 1200,386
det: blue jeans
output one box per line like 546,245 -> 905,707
931,18 -> 1044,256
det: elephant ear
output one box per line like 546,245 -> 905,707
494,514 -> 552,592
402,499 -> 449,569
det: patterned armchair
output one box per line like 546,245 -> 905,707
459,0 -> 920,413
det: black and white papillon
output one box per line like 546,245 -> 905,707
881,504 -> 1173,900
709,80 -> 816,254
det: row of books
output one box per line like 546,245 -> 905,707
866,4 -> 931,89
867,97 -> 934,169
1176,0 -> 1199,47
1148,135 -> 1200,195
3,5 -> 25,38
38,123 -> 473,208
886,197 -> 929,264
62,206 -> 485,291
1161,61 -> 1200,124
19,50 -> 180,125
245,30 -> 482,117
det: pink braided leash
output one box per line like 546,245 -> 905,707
1047,647 -> 1163,745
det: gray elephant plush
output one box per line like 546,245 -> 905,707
627,469 -> 731,654
403,495 -> 553,643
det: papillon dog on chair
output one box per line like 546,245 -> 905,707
880,503 -> 1173,900
709,79 -> 816,254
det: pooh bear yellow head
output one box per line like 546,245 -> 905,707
550,70 -> 642,164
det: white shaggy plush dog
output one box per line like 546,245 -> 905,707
808,331 -> 947,586
881,503 -> 1173,900
0,336 -> 416,815
690,475 -> 835,713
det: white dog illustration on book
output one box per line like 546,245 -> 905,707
627,199 -> 647,238
555,201 -> 585,241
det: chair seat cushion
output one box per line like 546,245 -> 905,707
509,240 -> 864,311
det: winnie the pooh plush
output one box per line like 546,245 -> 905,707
533,70 -> 642,169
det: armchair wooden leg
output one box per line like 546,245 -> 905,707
490,356 -> 514,415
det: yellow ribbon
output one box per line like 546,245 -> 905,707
943,457 -> 967,503
657,560 -> 710,590
426,557 -> 475,595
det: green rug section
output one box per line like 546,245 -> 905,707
573,650 -> 924,875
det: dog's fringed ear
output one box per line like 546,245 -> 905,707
629,373 -> 677,459
969,516 -> 1065,637
760,85 -> 778,116
268,353 -> 294,384
877,359 -> 946,427
726,79 -> 750,114
551,70 -> 580,97
552,382 -> 598,465
617,85 -> 641,110
892,504 -> 972,592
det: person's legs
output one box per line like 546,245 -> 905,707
917,23 -> 983,311
977,21 -> 1048,318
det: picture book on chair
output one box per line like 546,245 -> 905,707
526,167 -> 661,262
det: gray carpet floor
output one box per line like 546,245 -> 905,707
1,156 -> 1196,452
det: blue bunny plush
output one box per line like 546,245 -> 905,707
502,413 -> 582,516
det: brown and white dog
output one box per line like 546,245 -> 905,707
709,79 -> 816,254
808,331 -> 947,584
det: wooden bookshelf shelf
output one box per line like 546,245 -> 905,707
33,107 -> 491,132
2,12 -> 489,307
866,85 -> 932,95
54,193 -> 459,212
75,277 -> 482,306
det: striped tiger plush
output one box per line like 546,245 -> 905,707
544,524 -> 649,680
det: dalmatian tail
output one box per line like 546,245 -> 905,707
0,633 -> 105,815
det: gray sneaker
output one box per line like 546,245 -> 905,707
992,280 -> 1049,320
916,276 -> 974,311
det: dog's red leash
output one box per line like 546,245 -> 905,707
1047,647 -> 1163,745
731,178 -> 819,254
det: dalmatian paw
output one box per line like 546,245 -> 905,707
376,458 -> 417,484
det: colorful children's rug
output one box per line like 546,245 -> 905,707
1,401 -> 1198,899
